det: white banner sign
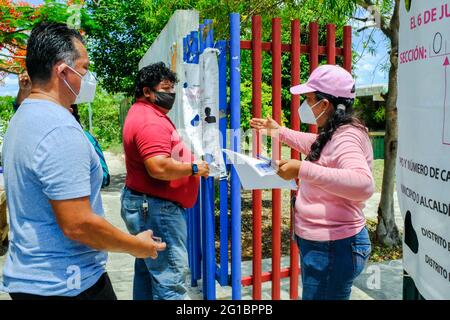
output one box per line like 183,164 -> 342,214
397,0 -> 450,299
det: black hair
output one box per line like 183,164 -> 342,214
71,104 -> 81,125
134,62 -> 178,99
306,91 -> 367,162
26,23 -> 84,84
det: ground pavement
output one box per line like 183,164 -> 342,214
0,152 -> 404,300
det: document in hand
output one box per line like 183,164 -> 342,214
223,149 -> 298,190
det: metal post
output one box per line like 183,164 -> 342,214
88,103 -> 93,134
251,15 -> 263,300
203,20 -> 217,300
289,18 -> 301,300
308,22 -> 319,134
326,24 -> 336,65
230,12 -> 242,300
215,39 -> 230,287
271,17 -> 282,300
343,26 -> 352,72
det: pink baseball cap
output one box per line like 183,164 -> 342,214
290,64 -> 356,99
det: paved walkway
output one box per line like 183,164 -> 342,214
0,152 -> 404,300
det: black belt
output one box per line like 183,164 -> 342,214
125,186 -> 148,197
124,186 -> 184,209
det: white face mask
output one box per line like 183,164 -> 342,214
63,66 -> 97,104
298,99 -> 326,125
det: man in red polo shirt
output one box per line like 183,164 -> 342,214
121,62 -> 209,300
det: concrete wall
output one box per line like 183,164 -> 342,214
139,10 -> 199,129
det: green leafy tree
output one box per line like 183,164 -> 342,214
307,0 -> 401,247
0,0 -> 87,81
77,89 -> 125,149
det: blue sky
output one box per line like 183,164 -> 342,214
0,2 -> 389,97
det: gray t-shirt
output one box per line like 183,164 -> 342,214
0,99 -> 107,296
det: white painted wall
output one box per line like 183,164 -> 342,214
139,10 -> 199,130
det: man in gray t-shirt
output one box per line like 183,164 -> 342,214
0,23 -> 165,300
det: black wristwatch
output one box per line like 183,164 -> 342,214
191,163 -> 199,176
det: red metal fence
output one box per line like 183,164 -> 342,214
240,16 -> 352,300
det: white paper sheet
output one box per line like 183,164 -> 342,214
223,149 -> 298,190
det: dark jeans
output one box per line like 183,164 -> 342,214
120,187 -> 188,300
9,273 -> 117,300
296,227 -> 371,300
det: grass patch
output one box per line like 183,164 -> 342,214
373,159 -> 385,193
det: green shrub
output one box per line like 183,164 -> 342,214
0,96 -> 15,140
77,88 -> 125,149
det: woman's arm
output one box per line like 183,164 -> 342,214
279,127 -> 318,156
299,130 -> 374,201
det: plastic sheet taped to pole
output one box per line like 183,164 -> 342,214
181,63 -> 204,159
199,48 -> 227,178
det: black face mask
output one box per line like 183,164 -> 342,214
153,91 -> 176,110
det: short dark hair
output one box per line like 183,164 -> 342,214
134,62 -> 178,99
26,23 -> 84,84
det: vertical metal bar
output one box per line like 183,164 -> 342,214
88,103 -> 93,134
230,12 -> 242,300
194,192 -> 202,281
204,21 -> 216,300
289,18 -> 301,301
309,22 -> 319,72
184,33 -> 200,288
190,31 -> 200,64
216,39 -> 229,287
326,24 -> 336,65
199,23 -> 205,54
183,36 -> 188,64
191,191 -> 201,286
308,22 -> 319,134
203,177 -> 216,299
205,19 -> 214,48
190,32 -> 202,286
201,180 -> 207,298
343,25 -> 352,72
271,17 -> 282,300
251,15 -> 263,301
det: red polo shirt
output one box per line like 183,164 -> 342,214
123,99 -> 200,208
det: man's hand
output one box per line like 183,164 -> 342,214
134,230 -> 167,259
194,160 -> 210,177
250,116 -> 281,137
18,71 -> 32,92
276,159 -> 302,180
16,71 -> 32,106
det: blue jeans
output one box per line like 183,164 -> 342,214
120,187 -> 188,300
296,227 -> 371,300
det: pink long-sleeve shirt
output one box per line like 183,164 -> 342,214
279,125 -> 375,241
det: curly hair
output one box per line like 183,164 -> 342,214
306,91 -> 367,162
134,62 -> 178,99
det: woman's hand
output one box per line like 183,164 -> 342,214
276,159 -> 302,180
250,116 -> 281,137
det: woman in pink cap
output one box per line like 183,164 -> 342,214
251,64 -> 374,300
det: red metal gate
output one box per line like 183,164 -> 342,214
239,16 -> 352,300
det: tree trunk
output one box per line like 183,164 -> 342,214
376,0 -> 402,247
